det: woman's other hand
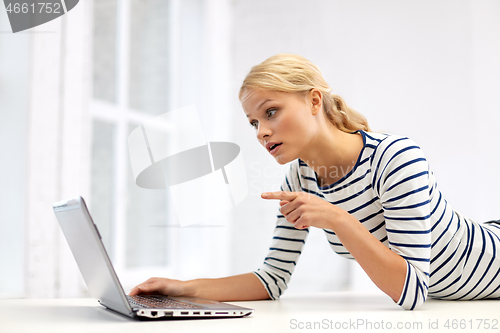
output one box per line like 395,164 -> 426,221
129,277 -> 188,296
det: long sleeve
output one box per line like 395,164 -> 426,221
372,136 -> 432,310
253,161 -> 309,299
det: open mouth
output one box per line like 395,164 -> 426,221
269,143 -> 282,151
268,143 -> 282,155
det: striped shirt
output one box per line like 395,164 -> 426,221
253,130 -> 500,310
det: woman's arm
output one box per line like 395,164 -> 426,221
333,211 -> 407,302
263,191 -> 407,302
129,272 -> 270,302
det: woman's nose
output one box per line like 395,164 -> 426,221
257,123 -> 272,140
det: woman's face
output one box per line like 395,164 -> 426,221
241,88 -> 319,165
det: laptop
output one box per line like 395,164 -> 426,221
52,196 -> 254,320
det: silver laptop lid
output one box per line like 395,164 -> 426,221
53,197 -> 133,315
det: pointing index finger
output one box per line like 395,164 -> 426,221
261,191 -> 298,201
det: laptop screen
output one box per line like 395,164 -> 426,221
53,197 -> 132,314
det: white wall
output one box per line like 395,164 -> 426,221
0,8 -> 29,298
228,0 -> 500,293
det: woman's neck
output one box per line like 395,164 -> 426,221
299,126 -> 364,187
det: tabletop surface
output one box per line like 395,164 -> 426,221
2,291 -> 500,333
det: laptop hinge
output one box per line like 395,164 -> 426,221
98,299 -> 135,317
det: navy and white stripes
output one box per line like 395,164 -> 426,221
253,130 -> 500,310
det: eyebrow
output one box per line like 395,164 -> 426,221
245,99 -> 273,118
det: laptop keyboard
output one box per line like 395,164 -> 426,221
127,295 -> 203,309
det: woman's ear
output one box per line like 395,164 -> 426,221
310,89 -> 322,115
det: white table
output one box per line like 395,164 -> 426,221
1,291 -> 500,333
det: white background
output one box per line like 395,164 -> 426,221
0,0 -> 499,298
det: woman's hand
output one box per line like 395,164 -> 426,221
261,191 -> 346,230
128,273 -> 269,301
129,277 -> 189,296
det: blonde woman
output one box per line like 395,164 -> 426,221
130,54 -> 500,310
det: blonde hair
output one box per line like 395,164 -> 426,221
239,54 -> 371,133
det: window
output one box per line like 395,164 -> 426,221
90,0 -> 235,290
0,14 -> 30,298
90,0 -> 185,285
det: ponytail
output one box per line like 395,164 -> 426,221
322,93 -> 371,132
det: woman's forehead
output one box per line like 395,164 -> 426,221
241,89 -> 282,115
241,88 -> 273,102
241,89 -> 298,106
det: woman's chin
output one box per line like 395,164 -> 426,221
273,154 -> 293,165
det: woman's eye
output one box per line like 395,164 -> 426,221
267,109 -> 277,118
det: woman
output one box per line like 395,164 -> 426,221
130,54 -> 500,310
